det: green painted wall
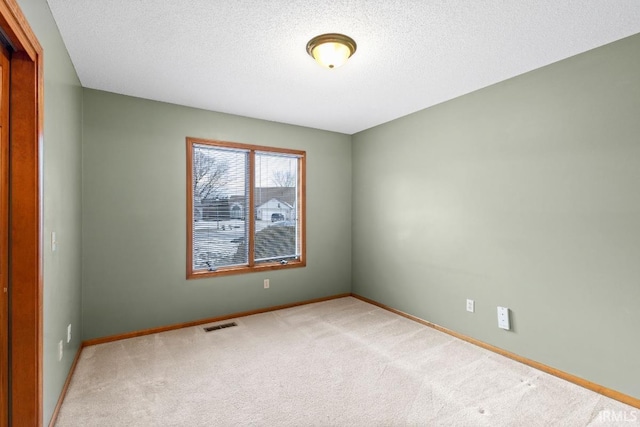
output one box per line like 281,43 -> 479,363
352,33 -> 640,399
81,89 -> 352,340
16,0 -> 84,424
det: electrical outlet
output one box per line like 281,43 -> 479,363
466,299 -> 474,313
67,324 -> 72,343
264,279 -> 269,289
58,340 -> 63,361
497,306 -> 510,330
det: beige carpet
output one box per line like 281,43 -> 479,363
55,297 -> 638,426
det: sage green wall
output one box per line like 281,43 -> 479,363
81,89 -> 351,340
352,33 -> 640,399
17,0 -> 83,424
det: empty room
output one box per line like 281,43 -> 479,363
2,0 -> 640,425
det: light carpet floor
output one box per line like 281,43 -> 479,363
55,297 -> 639,426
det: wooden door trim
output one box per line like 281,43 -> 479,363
0,40 -> 10,427
0,1 -> 39,60
0,0 -> 43,425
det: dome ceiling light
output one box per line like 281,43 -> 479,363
306,33 -> 357,69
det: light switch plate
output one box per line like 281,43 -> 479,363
497,306 -> 510,330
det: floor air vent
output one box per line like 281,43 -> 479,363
204,322 -> 237,332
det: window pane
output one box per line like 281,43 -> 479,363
254,152 -> 300,263
192,144 -> 248,271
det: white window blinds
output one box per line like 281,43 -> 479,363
192,144 -> 249,271
188,140 -> 304,276
254,152 -> 301,264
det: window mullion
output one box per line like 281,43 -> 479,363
248,150 -> 256,267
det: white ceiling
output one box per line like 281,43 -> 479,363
47,1 -> 640,135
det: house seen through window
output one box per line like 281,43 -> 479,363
187,138 -> 305,278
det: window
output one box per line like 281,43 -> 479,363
186,137 -> 306,278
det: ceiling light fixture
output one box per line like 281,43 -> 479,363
306,33 -> 357,69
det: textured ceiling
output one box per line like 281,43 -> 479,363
47,1 -> 640,135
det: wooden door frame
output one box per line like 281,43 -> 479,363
0,41 -> 10,427
0,0 -> 43,425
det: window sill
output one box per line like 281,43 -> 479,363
187,259 -> 306,279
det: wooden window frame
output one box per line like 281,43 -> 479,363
186,137 -> 306,279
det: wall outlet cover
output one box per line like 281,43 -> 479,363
466,299 -> 474,313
